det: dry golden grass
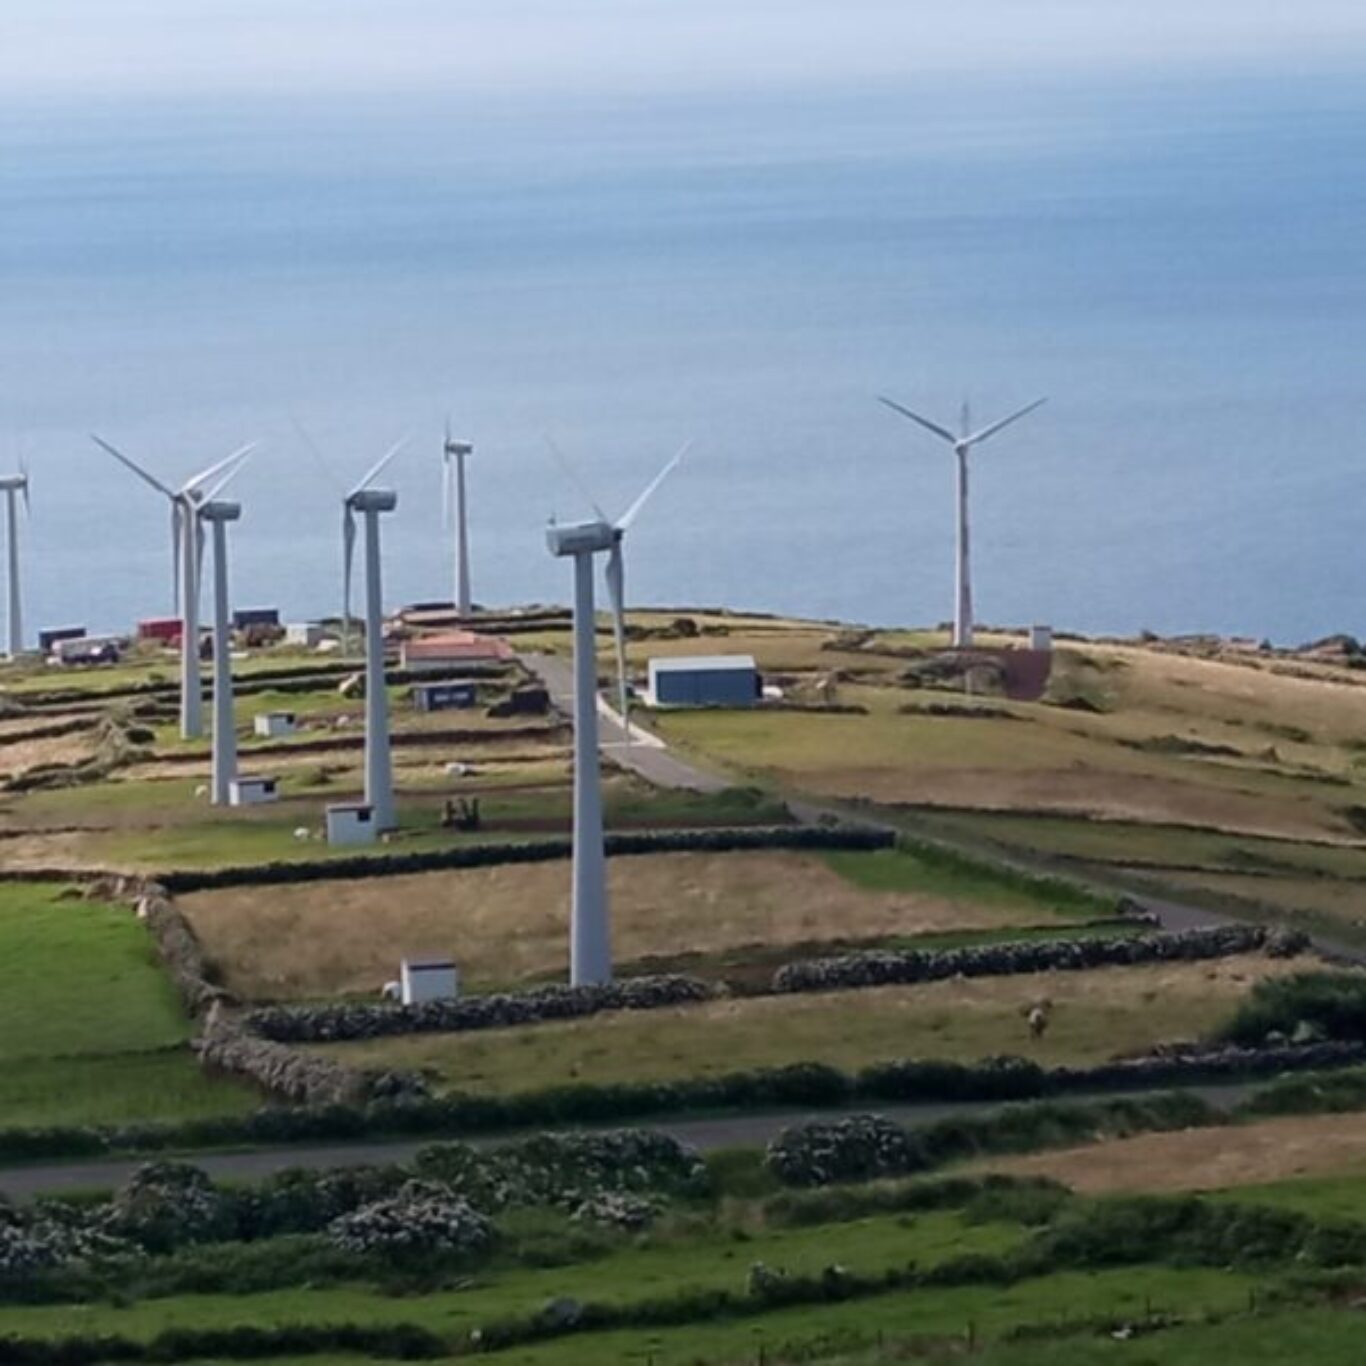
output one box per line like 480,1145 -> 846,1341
978,1111 -> 1366,1195
0,731 -> 99,779
318,953 -> 1298,1094
1136,870 -> 1366,925
181,849 -> 1057,1000
894,769 -> 1349,842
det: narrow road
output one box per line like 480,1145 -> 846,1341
520,651 -> 731,793
0,1081 -> 1262,1201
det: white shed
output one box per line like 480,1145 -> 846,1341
326,802 -> 377,846
253,711 -> 297,739
285,622 -> 326,648
228,776 -> 279,806
1028,625 -> 1054,652
400,957 -> 460,1005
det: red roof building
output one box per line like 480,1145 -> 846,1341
400,631 -> 513,672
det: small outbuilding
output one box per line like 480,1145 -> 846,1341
646,654 -> 760,708
325,801 -> 377,846
253,711 -> 297,739
401,631 -> 513,673
38,626 -> 85,654
399,957 -> 460,1005
284,622 -> 326,648
137,617 -> 183,644
1029,624 -> 1053,652
233,607 -> 280,630
410,680 -> 477,713
228,776 -> 279,806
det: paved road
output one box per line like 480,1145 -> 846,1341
0,1082 -> 1261,1202
521,652 -> 731,793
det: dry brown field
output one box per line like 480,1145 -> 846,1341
181,848 -> 1061,999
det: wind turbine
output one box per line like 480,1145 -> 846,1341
342,440 -> 406,831
198,486 -> 245,805
546,441 -> 689,987
0,459 -> 30,659
91,436 -> 255,738
878,394 -> 1047,648
442,423 -> 474,618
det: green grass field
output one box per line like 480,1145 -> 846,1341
0,883 -> 255,1124
0,1208 -> 1022,1340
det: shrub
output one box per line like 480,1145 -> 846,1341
328,1181 -> 495,1264
1214,972 -> 1366,1047
765,1115 -> 927,1187
105,1162 -> 235,1253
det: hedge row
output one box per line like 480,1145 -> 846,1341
247,974 -> 712,1044
773,923 -> 1309,994
8,1193 -> 1362,1361
162,824 -> 894,892
4,1039 -> 1365,1165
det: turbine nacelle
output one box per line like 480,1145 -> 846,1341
444,439 -> 473,459
0,475 -> 27,493
198,500 -> 241,524
546,519 -> 616,557
347,488 -> 398,514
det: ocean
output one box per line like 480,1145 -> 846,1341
3,63 -> 1365,644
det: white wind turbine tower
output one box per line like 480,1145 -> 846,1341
0,459 -> 30,660
342,441 -> 407,832
878,394 -> 1047,648
546,441 -> 689,987
92,437 -> 256,738
442,423 -> 474,618
197,463 -> 253,804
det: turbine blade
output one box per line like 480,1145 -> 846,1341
201,446 -> 259,505
351,436 -> 408,496
290,416 -> 345,492
617,440 -> 691,531
604,541 -> 630,737
18,456 -> 30,514
544,436 -> 608,523
185,442 -> 257,496
963,397 -> 1048,448
875,397 -> 957,445
91,434 -> 175,498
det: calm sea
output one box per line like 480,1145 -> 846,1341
3,70 -> 1365,643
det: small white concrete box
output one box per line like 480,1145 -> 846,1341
1029,625 -> 1053,652
228,776 -> 279,806
400,957 -> 460,1006
285,622 -> 325,647
254,711 -> 297,739
326,802 -> 377,846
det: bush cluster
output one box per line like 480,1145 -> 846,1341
765,1092 -> 1217,1186
327,1180 -> 495,1264
1214,971 -> 1366,1047
773,924 -> 1307,994
412,1128 -> 707,1211
162,823 -> 893,892
247,974 -> 712,1044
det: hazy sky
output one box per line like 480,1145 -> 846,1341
5,2 -> 1366,102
